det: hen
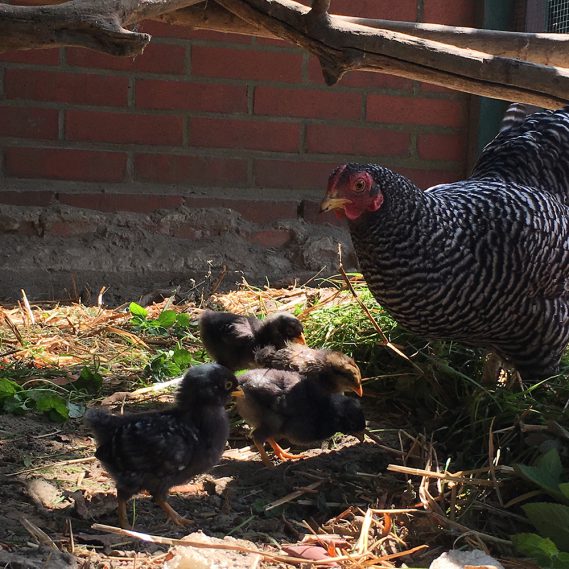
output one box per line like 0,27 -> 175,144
254,343 -> 364,396
199,309 -> 305,370
84,364 -> 238,528
321,106 -> 569,381
236,368 -> 366,467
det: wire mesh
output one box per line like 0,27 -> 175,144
547,0 -> 569,31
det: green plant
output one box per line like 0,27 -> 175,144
129,302 -> 193,338
0,364 -> 103,421
513,449 -> 569,556
145,345 -> 206,380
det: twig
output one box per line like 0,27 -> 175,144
20,289 -> 36,325
387,464 -> 499,487
429,512 -> 512,546
91,523 -> 364,565
1,309 -> 24,345
337,244 -> 423,374
97,286 -> 108,308
265,481 -> 323,511
6,456 -> 96,477
20,518 -> 59,550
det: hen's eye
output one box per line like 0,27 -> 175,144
224,380 -> 234,390
354,179 -> 366,192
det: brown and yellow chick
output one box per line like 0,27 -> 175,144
254,342 -> 363,397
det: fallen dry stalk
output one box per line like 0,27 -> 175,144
387,464 -> 499,487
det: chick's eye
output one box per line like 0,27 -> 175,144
354,179 -> 366,192
224,380 -> 234,390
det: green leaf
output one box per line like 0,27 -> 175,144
513,533 -> 559,564
522,502 -> 569,552
0,378 -> 22,399
28,390 -> 69,421
2,393 -> 29,415
537,449 -> 564,483
559,483 -> 569,501
74,366 -> 103,393
552,553 -> 569,569
172,348 -> 192,369
514,449 -> 568,504
175,313 -> 191,328
157,310 -> 177,328
129,302 -> 148,318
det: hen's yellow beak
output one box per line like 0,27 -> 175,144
320,197 -> 352,213
292,332 -> 307,345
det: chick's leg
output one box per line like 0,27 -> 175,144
155,497 -> 193,527
253,437 -> 275,469
117,498 -> 129,529
267,438 -> 306,461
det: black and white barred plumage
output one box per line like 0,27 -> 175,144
322,106 -> 569,381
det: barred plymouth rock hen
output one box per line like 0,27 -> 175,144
320,106 -> 569,382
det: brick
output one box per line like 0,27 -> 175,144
189,117 -> 300,152
47,221 -> 98,237
189,29 -> 252,44
307,57 -> 412,90
254,86 -> 361,120
59,193 -> 184,213
398,167 -> 464,189
4,148 -> 127,182
139,20 -> 194,39
66,43 -> 187,75
0,48 -> 59,65
184,197 -> 298,224
192,46 -> 303,83
134,154 -> 249,186
254,159 -> 338,190
136,79 -> 247,113
4,69 -> 128,107
423,0 -> 478,26
417,132 -> 467,162
0,106 -> 59,139
66,110 -> 184,146
367,95 -> 466,127
306,124 -> 410,157
248,229 -> 292,248
0,191 -> 55,207
332,0 -> 417,20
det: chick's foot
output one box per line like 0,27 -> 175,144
268,438 -> 306,461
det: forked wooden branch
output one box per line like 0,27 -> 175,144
214,0 -> 569,108
0,0 -> 202,55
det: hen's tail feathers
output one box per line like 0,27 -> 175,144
471,105 -> 569,205
84,407 -> 121,444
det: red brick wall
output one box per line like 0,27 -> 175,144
0,1 -> 477,214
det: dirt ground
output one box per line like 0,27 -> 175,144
0,393 -> 421,569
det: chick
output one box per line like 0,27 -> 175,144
84,364 -> 238,528
254,343 -> 363,397
199,309 -> 305,371
236,368 -> 366,467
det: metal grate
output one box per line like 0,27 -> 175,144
547,0 -> 569,31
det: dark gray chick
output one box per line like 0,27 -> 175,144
235,368 -> 365,467
199,309 -> 305,371
84,363 -> 238,528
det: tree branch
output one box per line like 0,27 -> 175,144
214,0 -> 569,108
0,0 -> 202,55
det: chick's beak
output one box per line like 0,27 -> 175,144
292,332 -> 307,345
352,384 -> 364,398
231,387 -> 245,399
319,196 -> 352,213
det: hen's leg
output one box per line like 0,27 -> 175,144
267,438 -> 306,461
155,497 -> 193,527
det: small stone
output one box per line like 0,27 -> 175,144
429,549 -> 505,569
